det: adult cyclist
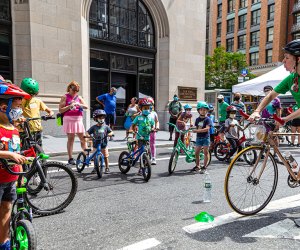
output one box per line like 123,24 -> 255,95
248,39 -> 300,227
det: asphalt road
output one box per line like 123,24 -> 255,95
33,145 -> 300,250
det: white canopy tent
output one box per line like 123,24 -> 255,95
116,87 -> 148,100
232,65 -> 290,96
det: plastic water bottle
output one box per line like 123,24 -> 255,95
284,151 -> 298,169
203,172 -> 212,203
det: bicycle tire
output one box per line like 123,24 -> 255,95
141,153 -> 151,182
225,146 -> 278,215
118,151 -> 131,174
94,154 -> 103,179
242,143 -> 257,165
11,219 -> 37,250
214,142 -> 230,161
168,149 -> 179,174
25,161 -> 78,216
76,152 -> 86,173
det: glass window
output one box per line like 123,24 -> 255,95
251,31 -> 260,46
228,0 -> 235,13
294,32 -> 300,40
218,4 -> 222,18
268,4 -> 274,21
0,1 -> 10,21
139,75 -> 154,98
217,23 -> 222,37
111,54 -> 137,72
239,14 -> 247,30
226,38 -> 234,52
267,27 -> 273,42
296,13 -> 300,25
240,0 -> 247,8
252,0 -> 260,4
139,58 -> 153,74
227,19 -> 235,33
0,34 -> 9,57
266,49 -> 272,63
90,70 -> 109,110
238,35 -> 246,49
251,9 -> 260,26
250,52 -> 259,66
216,41 -> 221,47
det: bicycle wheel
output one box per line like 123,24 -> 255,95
168,149 -> 179,174
25,161 -> 78,216
225,146 -> 278,215
214,142 -> 230,161
11,219 -> 37,250
199,148 -> 211,168
94,154 -> 103,179
141,153 -> 151,182
242,142 -> 257,165
76,152 -> 86,173
118,151 -> 131,174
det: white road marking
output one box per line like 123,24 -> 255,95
244,219 -> 300,240
183,194 -> 300,234
118,238 -> 161,250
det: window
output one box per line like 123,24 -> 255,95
239,14 -> 247,30
294,32 -> 300,40
226,38 -> 234,52
250,52 -> 259,66
267,27 -> 273,42
266,49 -> 272,63
238,35 -> 246,49
217,23 -> 222,37
251,31 -> 260,46
252,0 -> 260,4
296,13 -> 300,25
251,9 -> 261,26
240,0 -> 247,8
227,19 -> 235,33
0,1 -> 10,21
217,4 -> 222,18
268,4 -> 274,21
216,41 -> 221,47
228,0 -> 235,13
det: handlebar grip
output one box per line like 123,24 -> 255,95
239,110 -> 250,119
286,109 -> 292,115
273,114 -> 285,125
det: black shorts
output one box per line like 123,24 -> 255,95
0,182 -> 16,202
105,113 -> 116,126
292,118 -> 300,127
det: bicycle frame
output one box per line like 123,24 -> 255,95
84,144 -> 105,166
124,142 -> 147,167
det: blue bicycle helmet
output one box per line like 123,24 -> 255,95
184,104 -> 192,110
93,109 -> 106,118
208,104 -> 214,111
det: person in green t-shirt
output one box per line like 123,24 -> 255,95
217,94 -> 229,141
168,94 -> 182,141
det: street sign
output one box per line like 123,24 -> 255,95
241,69 -> 248,77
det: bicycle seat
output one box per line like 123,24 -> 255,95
84,148 -> 92,153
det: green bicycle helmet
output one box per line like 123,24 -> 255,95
197,101 -> 209,110
20,78 -> 39,95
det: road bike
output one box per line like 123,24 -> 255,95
2,157 -> 37,249
118,131 -> 152,182
76,135 -> 113,178
224,111 -> 300,215
167,123 -> 211,174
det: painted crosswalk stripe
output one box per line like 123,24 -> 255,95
183,194 -> 300,234
118,238 -> 161,250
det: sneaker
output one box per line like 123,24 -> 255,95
169,137 -> 172,141
68,158 -> 75,165
199,167 -> 207,174
151,158 -> 156,165
290,143 -> 295,147
192,166 -> 200,172
105,168 -> 110,174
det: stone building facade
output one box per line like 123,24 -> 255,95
0,0 -> 207,133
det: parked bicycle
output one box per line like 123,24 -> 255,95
167,123 -> 211,174
224,111 -> 300,215
118,131 -> 152,182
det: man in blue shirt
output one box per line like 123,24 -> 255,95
96,87 -> 117,133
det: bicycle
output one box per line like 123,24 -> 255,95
167,123 -> 211,174
76,135 -> 113,178
209,124 -> 225,153
118,131 -> 152,182
2,157 -> 37,249
224,111 -> 300,216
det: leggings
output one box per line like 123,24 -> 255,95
150,132 -> 156,158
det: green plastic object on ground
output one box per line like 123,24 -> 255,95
194,212 -> 214,222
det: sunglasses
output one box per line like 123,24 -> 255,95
71,87 -> 79,92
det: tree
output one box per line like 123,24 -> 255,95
205,47 -> 255,90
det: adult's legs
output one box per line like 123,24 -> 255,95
67,133 -> 76,159
76,132 -> 86,151
169,117 -> 177,140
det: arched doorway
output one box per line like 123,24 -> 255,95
0,1 -> 13,80
89,0 -> 156,128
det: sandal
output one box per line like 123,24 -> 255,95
192,166 -> 201,172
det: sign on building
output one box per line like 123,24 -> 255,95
178,86 -> 197,101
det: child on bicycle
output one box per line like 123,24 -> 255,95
192,101 -> 212,174
0,80 -> 29,250
86,109 -> 113,174
224,106 -> 242,163
20,78 -> 54,147
148,97 -> 160,165
129,97 -> 155,174
174,104 -> 193,147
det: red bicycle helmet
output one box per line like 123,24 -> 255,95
0,80 -> 30,99
138,97 -> 153,107
226,105 -> 237,113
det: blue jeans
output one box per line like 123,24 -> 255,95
195,137 -> 210,147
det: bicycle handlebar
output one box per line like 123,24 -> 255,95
27,116 -> 55,121
167,122 -> 194,134
239,110 -> 250,119
273,114 -> 285,125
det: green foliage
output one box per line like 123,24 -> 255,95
205,47 -> 255,90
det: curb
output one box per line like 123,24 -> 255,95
46,143 -> 174,157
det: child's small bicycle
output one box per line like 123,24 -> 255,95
167,123 -> 212,174
118,131 -> 153,182
76,135 -> 113,178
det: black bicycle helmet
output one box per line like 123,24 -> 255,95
283,39 -> 300,56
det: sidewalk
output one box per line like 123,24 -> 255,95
43,130 -> 174,157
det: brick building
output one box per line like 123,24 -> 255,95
209,0 -> 300,76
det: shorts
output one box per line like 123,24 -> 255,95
292,118 -> 300,127
195,137 -> 210,147
105,113 -> 116,126
93,147 -> 109,158
0,182 -> 16,202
